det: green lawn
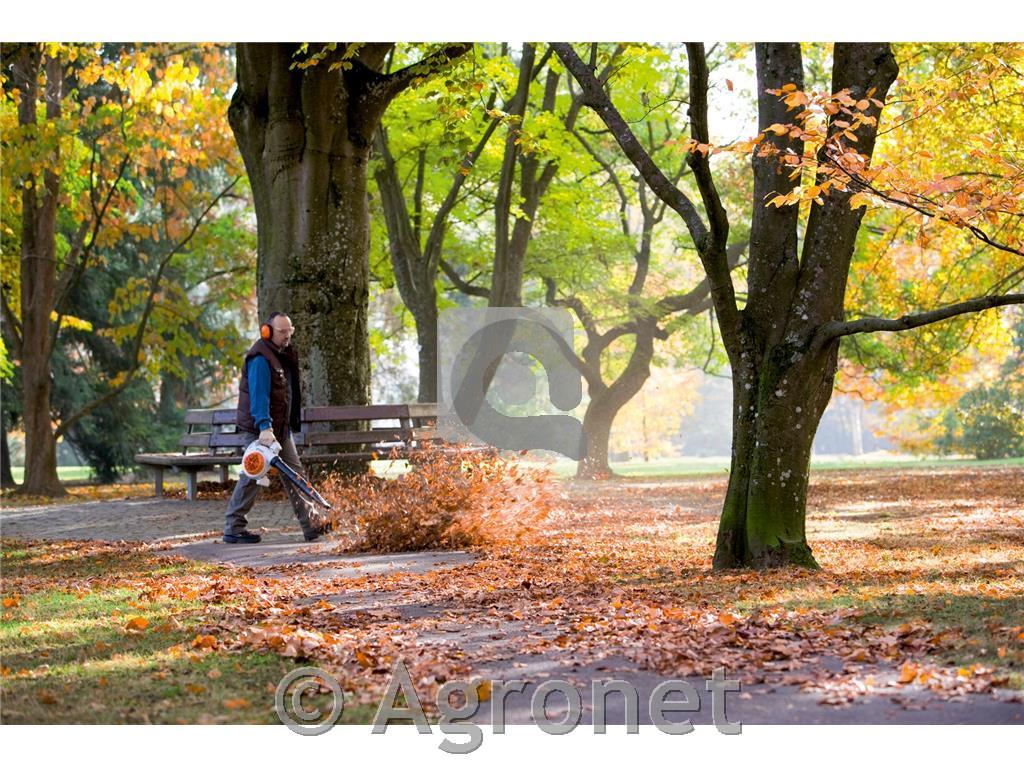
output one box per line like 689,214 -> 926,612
8,466 -> 96,484
535,454 -> 1024,478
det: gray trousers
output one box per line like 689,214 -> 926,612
225,431 -> 320,536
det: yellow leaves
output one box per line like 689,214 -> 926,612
125,616 -> 149,632
48,312 -> 93,332
191,634 -> 218,650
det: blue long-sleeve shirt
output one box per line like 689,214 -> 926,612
247,356 -> 273,433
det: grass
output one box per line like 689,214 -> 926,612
537,453 -> 1024,478
0,541 -> 377,724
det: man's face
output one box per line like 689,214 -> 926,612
271,316 -> 295,348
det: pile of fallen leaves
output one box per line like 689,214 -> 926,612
321,447 -> 555,552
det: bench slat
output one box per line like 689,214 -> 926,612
302,404 -> 411,422
185,409 -> 236,425
135,453 -> 243,467
302,429 -> 414,446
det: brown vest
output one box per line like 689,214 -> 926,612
236,338 -> 302,439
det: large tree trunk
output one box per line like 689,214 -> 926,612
229,44 -> 471,408
13,46 -> 65,497
714,343 -> 839,569
228,44 -> 377,407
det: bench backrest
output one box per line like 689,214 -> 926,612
297,403 -> 439,454
180,408 -> 247,454
179,403 -> 440,455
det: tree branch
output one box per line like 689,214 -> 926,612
55,177 -> 241,438
377,43 -> 474,105
552,42 -> 743,358
815,292 -> 1024,348
440,259 -> 491,299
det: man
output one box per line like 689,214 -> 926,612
224,312 -> 328,544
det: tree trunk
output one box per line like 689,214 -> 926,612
576,329 -> 656,479
228,44 -> 375,407
578,400 -> 616,479
229,44 -> 471,409
414,299 -> 438,403
1,414 -> 15,488
13,46 -> 65,497
714,341 -> 839,569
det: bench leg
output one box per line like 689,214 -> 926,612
219,464 -> 229,484
154,467 -> 164,497
186,470 -> 198,501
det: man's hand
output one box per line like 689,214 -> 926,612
258,428 -> 276,447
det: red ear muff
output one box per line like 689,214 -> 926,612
261,324 -> 272,340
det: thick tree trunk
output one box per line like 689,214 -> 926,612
577,400 -> 615,479
230,44 -> 469,408
229,44 -> 375,407
714,342 -> 839,569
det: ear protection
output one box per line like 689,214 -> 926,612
260,311 -> 282,340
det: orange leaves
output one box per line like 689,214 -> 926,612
3,596 -> 20,609
222,698 -> 250,710
898,662 -> 919,683
191,634 -> 218,650
124,616 -> 149,632
355,649 -> 377,669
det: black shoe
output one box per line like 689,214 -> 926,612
224,530 -> 262,544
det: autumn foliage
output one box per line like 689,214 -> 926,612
321,448 -> 555,552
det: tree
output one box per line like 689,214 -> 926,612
227,43 -> 471,409
2,43 -> 241,496
554,42 -> 1024,568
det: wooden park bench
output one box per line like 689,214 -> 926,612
134,403 -> 442,500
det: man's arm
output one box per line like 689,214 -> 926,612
247,356 -> 272,432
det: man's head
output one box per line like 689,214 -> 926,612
264,312 -> 295,349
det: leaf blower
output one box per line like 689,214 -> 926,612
241,440 -> 333,510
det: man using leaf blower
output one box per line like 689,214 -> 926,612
224,312 -> 330,544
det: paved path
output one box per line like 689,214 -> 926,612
2,494 -> 1022,724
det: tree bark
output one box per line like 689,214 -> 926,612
13,46 -> 65,497
229,43 -> 470,408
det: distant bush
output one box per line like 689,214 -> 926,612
947,381 -> 1024,460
